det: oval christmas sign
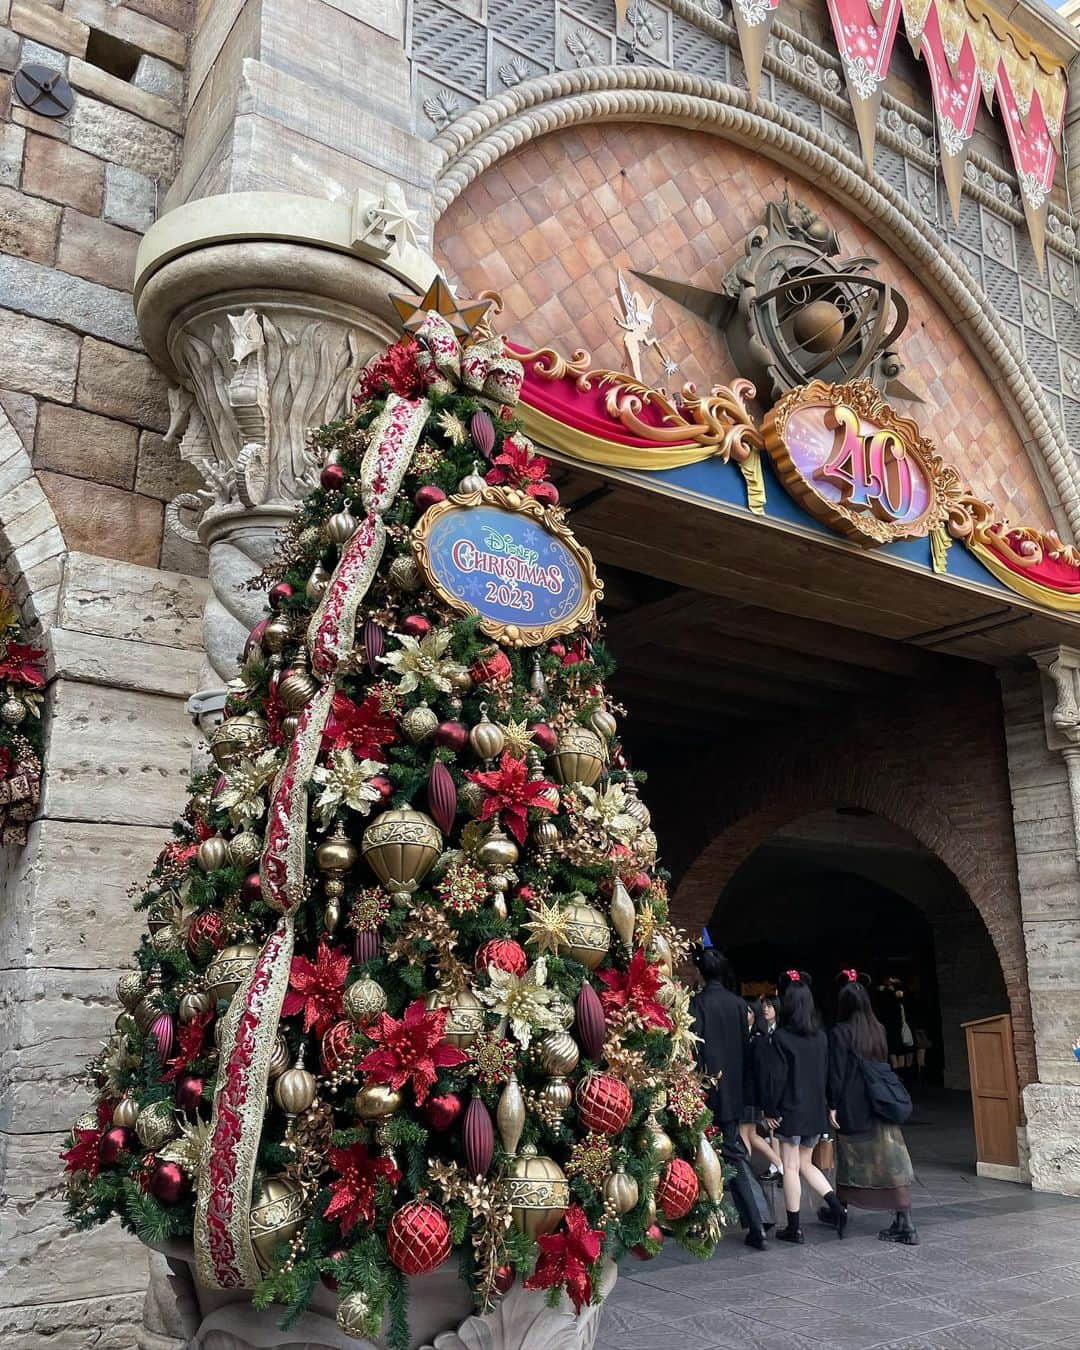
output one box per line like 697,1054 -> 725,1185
412,485 -> 602,646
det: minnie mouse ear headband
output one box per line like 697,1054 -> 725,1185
785,969 -> 801,982
837,968 -> 871,987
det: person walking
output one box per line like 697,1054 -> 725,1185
761,970 -> 847,1243
691,941 -> 772,1250
825,971 -> 919,1245
742,998 -> 784,1181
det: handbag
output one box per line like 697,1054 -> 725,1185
859,1058 -> 913,1123
812,1136 -> 835,1170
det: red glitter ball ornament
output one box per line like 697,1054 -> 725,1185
321,1019 -> 358,1074
98,1126 -> 134,1167
657,1158 -> 699,1219
387,1200 -> 452,1276
575,1072 -> 632,1135
475,937 -> 527,977
401,614 -> 432,639
150,1160 -> 188,1206
320,462 -> 346,492
423,1092 -> 463,1131
470,649 -> 511,685
176,1075 -> 204,1113
529,722 -> 557,754
630,1223 -> 664,1259
434,719 -> 468,752
414,484 -> 447,512
268,582 -> 293,611
187,910 -> 227,955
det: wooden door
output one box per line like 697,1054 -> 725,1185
963,1013 -> 1019,1169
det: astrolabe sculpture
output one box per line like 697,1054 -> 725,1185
635,192 -> 916,405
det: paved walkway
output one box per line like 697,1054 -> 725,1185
600,1091 -> 1080,1350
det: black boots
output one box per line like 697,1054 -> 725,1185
819,1190 -> 848,1239
776,1209 -> 805,1244
745,1228 -> 768,1250
878,1209 -> 920,1245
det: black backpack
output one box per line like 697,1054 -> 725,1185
859,1058 -> 913,1124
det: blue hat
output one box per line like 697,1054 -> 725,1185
700,927 -> 714,949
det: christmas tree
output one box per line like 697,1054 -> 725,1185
61,288 -> 728,1346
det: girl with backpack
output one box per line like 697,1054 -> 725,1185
761,970 -> 847,1243
825,971 -> 918,1245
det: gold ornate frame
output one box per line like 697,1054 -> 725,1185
411,484 -> 603,647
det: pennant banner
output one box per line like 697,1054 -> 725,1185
825,0 -> 902,169
997,67 -> 1056,272
919,3 -> 980,223
731,0 -> 781,102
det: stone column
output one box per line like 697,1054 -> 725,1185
1001,654 -> 1080,1195
134,189 -> 437,732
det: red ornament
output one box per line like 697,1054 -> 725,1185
576,1073 -> 632,1135
575,983 -> 605,1060
475,937 -> 527,977
354,930 -> 379,965
470,649 -> 511,685
427,760 -> 457,836
494,1264 -> 515,1295
657,1158 -> 699,1219
630,1224 -> 664,1259
530,722 -> 557,754
187,911 -> 227,955
245,617 -> 269,659
463,1096 -> 495,1177
98,1126 -> 134,1167
470,409 -> 495,459
150,1160 -> 188,1206
369,774 -> 393,801
548,641 -> 566,658
321,1248 -> 347,1291
268,582 -> 293,611
434,719 -> 468,752
321,1019 -> 359,1074
531,481 -> 559,507
423,1092 -> 463,1130
320,462 -> 346,491
361,620 -> 385,674
628,871 -> 652,897
414,484 -> 447,512
242,872 -> 263,906
176,1075 -> 204,1113
562,650 -> 581,666
387,1200 -> 452,1276
513,884 -> 536,905
150,1011 -> 175,1063
401,614 -> 432,638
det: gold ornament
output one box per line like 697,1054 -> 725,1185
402,704 -> 439,744
116,971 -> 144,1010
459,464 -> 487,494
74,1110 -> 99,1134
205,942 -> 260,1002
268,1033 -> 290,1078
539,1076 -> 572,1114
316,823 -> 358,900
531,819 -> 560,851
146,892 -> 179,934
469,706 -> 506,761
135,1100 -> 179,1150
337,1291 -> 371,1338
603,1167 -> 639,1215
355,1083 -> 402,1118
389,554 -> 422,592
262,615 -> 291,654
279,651 -> 319,712
608,878 -> 636,947
500,717 -> 535,759
425,986 -> 484,1047
250,1175 -> 306,1272
477,822 -> 518,869
497,1074 -> 526,1156
326,510 -> 358,545
179,990 -> 213,1023
274,1057 -> 317,1117
696,1132 -> 724,1203
649,932 -> 673,977
523,898 -> 572,957
228,831 -> 261,868
623,778 -> 651,829
361,807 -> 442,902
550,725 -> 605,787
590,707 -> 617,741
209,714 -> 267,769
196,836 -> 229,873
635,828 -> 658,865
282,714 -> 300,738
505,1145 -> 569,1239
305,562 -> 331,602
1,696 -> 26,725
557,899 -> 611,971
343,976 -> 387,1026
537,1030 -> 580,1077
643,1194 -> 657,1225
492,894 -> 508,921
459,781 -> 485,817
635,1111 -> 674,1163
112,1095 -> 139,1129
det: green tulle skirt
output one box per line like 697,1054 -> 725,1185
836,1121 -> 914,1211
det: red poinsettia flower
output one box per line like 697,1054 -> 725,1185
357,337 -> 425,399
60,1100 -> 112,1180
323,1141 -> 401,1235
597,948 -> 673,1032
484,437 -> 551,497
358,998 -> 467,1104
282,940 -> 351,1035
322,691 -> 398,760
0,640 -> 45,687
523,1204 -> 604,1314
162,1012 -> 212,1082
465,753 -> 557,844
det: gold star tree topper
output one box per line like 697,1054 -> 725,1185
390,274 -> 493,339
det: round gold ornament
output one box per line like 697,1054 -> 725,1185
531,819 -> 560,851
539,1077 -> 572,1114
278,653 -> 319,712
402,704 -> 438,744
112,1095 -> 139,1129
459,781 -> 485,817
355,1083 -> 402,1118
263,615 -> 291,654
136,1100 -> 179,1150
425,987 -> 484,1047
1,696 -> 26,726
325,510 -> 358,545
74,1110 -> 99,1134
550,725 -> 605,787
538,1030 -> 580,1077
343,976 -> 387,1026
505,1145 -> 569,1239
636,1111 -> 674,1163
282,714 -> 300,739
337,1291 -> 371,1338
603,1166 -> 639,1215
268,1033 -> 290,1079
197,836 -> 229,873
151,924 -> 183,956
250,1175 -> 306,1272
116,971 -> 144,1011
227,831 -> 261,868
557,899 -> 610,971
205,942 -> 260,1002
635,828 -> 658,865
389,554 -> 422,592
361,808 -> 442,901
297,525 -> 322,555
469,708 -> 505,761
179,990 -> 214,1023
590,707 -> 617,741
209,714 -> 267,769
273,1061 -> 317,1117
477,823 -> 518,869
316,827 -> 358,884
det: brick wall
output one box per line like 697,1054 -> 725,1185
0,0 -> 203,575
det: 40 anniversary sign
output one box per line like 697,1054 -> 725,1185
411,485 -> 602,646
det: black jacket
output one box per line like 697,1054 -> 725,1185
826,1026 -> 875,1135
691,978 -> 747,1122
761,1026 -> 829,1138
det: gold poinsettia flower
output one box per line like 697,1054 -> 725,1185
577,783 -> 641,845
311,749 -> 386,829
216,749 -> 281,827
159,1115 -> 214,1177
522,897 -> 572,956
378,629 -> 464,695
477,955 -> 561,1049
667,983 -> 701,1064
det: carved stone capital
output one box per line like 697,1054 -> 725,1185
1032,645 -> 1080,749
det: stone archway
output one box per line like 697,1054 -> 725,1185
0,402 -> 66,633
